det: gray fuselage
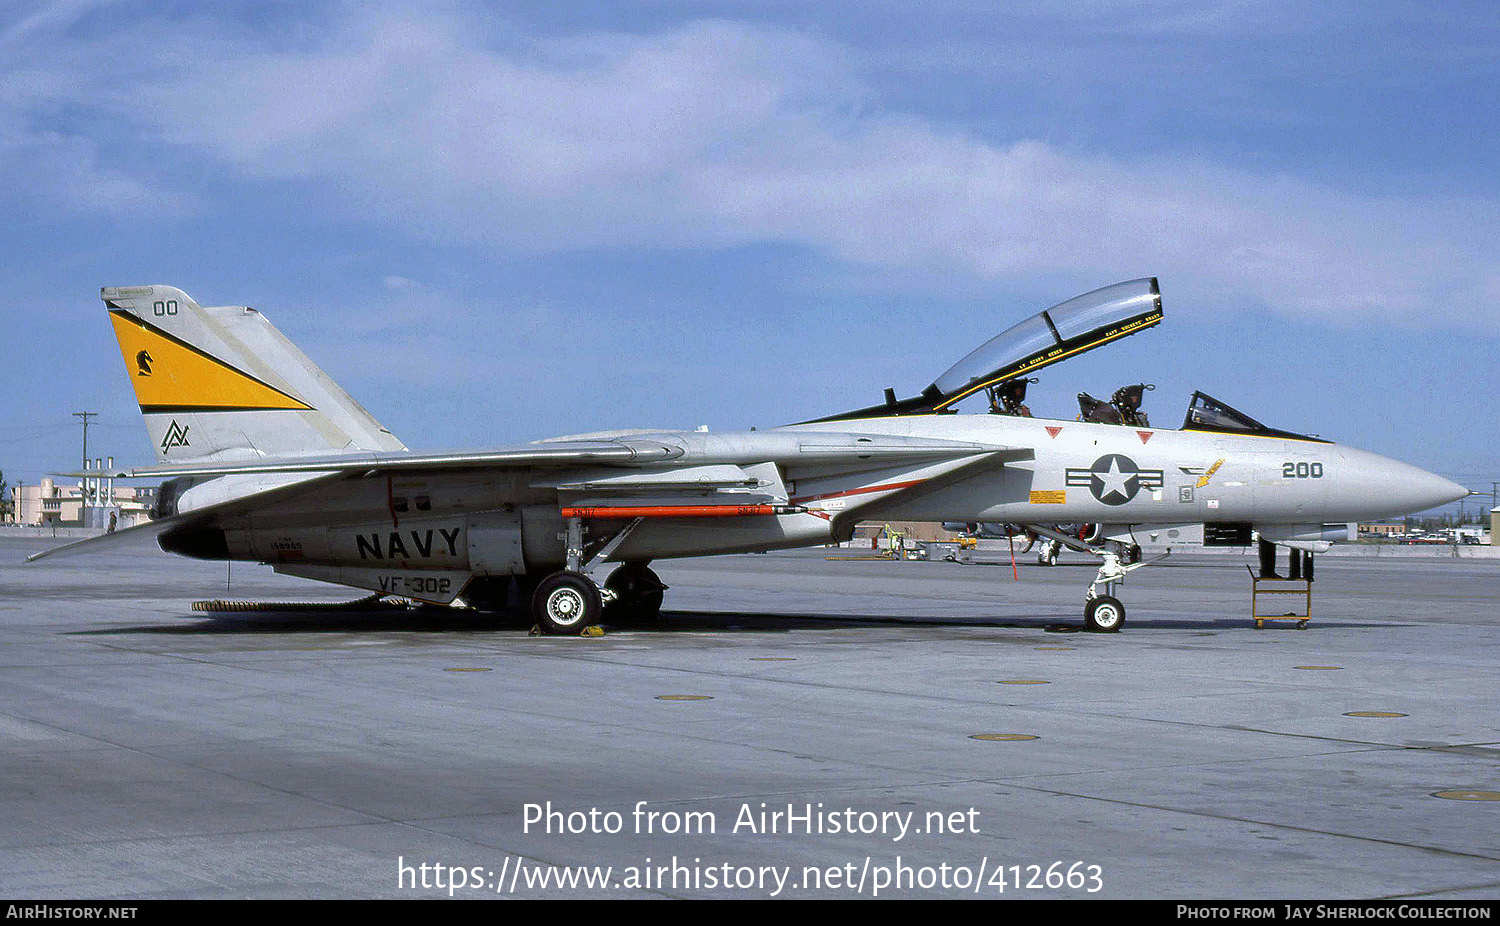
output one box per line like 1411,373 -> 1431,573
174,412 -> 1461,604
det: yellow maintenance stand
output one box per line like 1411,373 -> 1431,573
1248,543 -> 1314,629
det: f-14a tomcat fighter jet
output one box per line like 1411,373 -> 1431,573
32,279 -> 1464,634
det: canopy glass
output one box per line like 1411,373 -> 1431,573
1180,391 -> 1327,442
807,277 -> 1162,422
933,278 -> 1162,400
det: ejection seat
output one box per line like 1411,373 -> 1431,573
1111,382 -> 1154,427
1077,392 -> 1123,424
1077,383 -> 1154,426
988,377 -> 1037,417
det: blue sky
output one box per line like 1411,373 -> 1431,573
2,1 -> 1497,516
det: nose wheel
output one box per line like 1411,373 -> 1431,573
1084,594 -> 1125,632
1023,525 -> 1166,633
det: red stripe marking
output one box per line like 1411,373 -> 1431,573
790,479 -> 926,505
561,505 -> 778,519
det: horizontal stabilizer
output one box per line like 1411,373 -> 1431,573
25,514 -> 190,562
120,442 -> 680,478
26,473 -> 341,563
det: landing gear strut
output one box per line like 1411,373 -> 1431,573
1037,538 -> 1060,566
1083,550 -> 1132,632
530,516 -> 657,635
1025,525 -> 1165,632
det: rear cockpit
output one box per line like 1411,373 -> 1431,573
804,277 -> 1327,442
807,277 -> 1163,423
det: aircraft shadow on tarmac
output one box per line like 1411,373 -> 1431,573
64,604 -> 1384,636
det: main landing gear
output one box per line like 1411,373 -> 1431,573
533,571 -> 601,634
1025,525 -> 1163,633
530,516 -> 669,635
603,562 -> 666,625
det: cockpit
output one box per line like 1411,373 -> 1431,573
805,277 -> 1324,441
1180,391 -> 1325,442
809,277 -> 1163,423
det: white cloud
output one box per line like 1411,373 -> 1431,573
0,117 -> 193,215
9,6 -> 1498,328
0,2 -> 196,217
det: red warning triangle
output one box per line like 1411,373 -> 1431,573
1045,426 -> 1062,439
1138,431 -> 1153,444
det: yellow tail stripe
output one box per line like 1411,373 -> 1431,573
109,312 -> 312,411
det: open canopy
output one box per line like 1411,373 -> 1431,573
810,277 -> 1162,422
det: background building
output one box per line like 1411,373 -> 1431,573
6,478 -> 155,529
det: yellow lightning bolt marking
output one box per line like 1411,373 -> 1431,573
1196,458 -> 1225,488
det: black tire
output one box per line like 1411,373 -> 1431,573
604,563 -> 666,625
532,571 -> 602,635
1084,595 -> 1126,633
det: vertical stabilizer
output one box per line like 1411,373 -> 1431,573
102,285 -> 406,462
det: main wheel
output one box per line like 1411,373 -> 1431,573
1084,595 -> 1126,633
604,563 -> 666,625
532,571 -> 603,635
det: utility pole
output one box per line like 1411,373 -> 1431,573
73,411 -> 96,469
73,411 -> 96,512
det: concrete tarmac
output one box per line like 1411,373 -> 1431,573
1,537 -> 1497,899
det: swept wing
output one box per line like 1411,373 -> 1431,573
97,432 -> 1018,479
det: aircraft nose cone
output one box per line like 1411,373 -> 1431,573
1413,469 -> 1468,512
1386,460 -> 1468,515
1333,448 -> 1469,520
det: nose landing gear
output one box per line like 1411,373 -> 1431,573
1083,549 -> 1135,632
1025,525 -> 1166,632
1084,594 -> 1126,633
